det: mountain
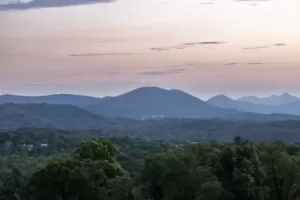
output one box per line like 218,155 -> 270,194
237,93 -> 300,106
0,94 -> 102,107
85,87 -> 300,119
0,103 -> 106,130
208,94 -> 300,115
207,95 -> 274,114
2,88 -> 300,120
274,101 -> 300,116
87,87 -> 239,118
208,95 -> 243,109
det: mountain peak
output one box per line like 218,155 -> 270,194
128,86 -> 167,93
238,93 -> 300,106
280,92 -> 292,97
0,93 -> 102,107
206,95 -> 237,109
208,94 -> 233,102
87,87 -> 236,118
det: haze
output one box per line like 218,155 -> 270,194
0,0 -> 300,98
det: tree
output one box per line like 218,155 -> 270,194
75,140 -> 117,162
22,139 -> 132,200
0,188 -> 19,200
197,180 -> 226,200
143,148 -> 216,200
259,142 -> 300,200
214,138 -> 269,200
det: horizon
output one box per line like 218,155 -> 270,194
0,86 -> 299,101
1,0 -> 300,98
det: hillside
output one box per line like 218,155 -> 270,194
87,87 -> 239,118
207,95 -> 274,114
0,94 -> 102,107
208,94 -> 300,115
2,88 -> 300,119
1,103 -> 300,140
87,87 -> 300,119
238,93 -> 300,106
0,103 -> 105,129
275,101 -> 300,115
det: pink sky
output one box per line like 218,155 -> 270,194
0,0 -> 300,99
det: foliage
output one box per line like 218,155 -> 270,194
1,129 -> 300,200
214,138 -> 268,200
22,139 -> 130,200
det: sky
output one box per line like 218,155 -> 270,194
0,0 -> 300,99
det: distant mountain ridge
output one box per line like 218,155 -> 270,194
237,93 -> 300,106
87,87 -> 239,118
207,95 -> 274,114
208,94 -> 300,115
0,102 -> 300,131
0,103 -> 106,130
1,87 -> 300,119
0,94 -> 102,107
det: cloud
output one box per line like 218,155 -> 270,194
139,68 -> 187,76
69,53 -> 131,57
170,68 -> 188,72
226,63 -> 238,65
243,46 -> 268,50
247,62 -> 263,65
107,72 -> 124,75
274,43 -> 286,46
150,41 -> 226,51
185,63 -> 196,66
0,0 -> 115,10
198,41 -> 226,45
242,43 -> 285,50
183,42 -> 197,46
150,47 -> 170,51
173,45 -> 187,50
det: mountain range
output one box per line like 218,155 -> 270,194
0,103 -> 107,130
0,94 -> 102,107
207,94 -> 300,115
237,93 -> 300,106
1,87 -> 300,123
86,87 -> 238,118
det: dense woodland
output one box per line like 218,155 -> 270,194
1,129 -> 300,200
2,103 -> 300,142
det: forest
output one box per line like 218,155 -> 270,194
1,129 -> 300,200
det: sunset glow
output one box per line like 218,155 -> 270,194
1,0 -> 299,98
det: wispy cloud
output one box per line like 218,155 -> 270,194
107,72 -> 124,75
274,43 -> 286,46
69,53 -> 131,57
185,63 -> 196,66
198,41 -> 227,45
139,68 -> 188,76
0,0 -> 115,10
226,63 -> 238,65
150,41 -> 226,51
183,42 -> 197,46
243,43 -> 285,50
243,46 -> 268,50
140,66 -> 157,69
247,62 -> 263,65
150,47 -> 170,51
